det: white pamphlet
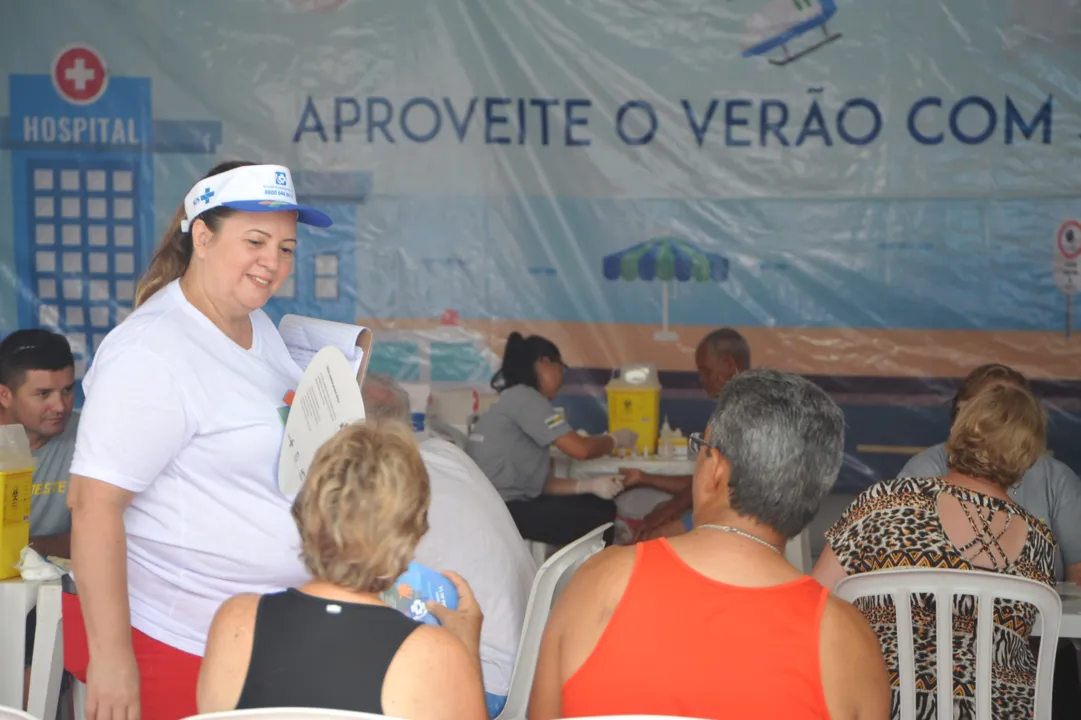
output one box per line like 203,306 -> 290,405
278,346 -> 366,496
278,314 -> 370,376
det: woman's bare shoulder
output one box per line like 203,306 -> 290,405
214,593 -> 262,626
383,625 -> 487,720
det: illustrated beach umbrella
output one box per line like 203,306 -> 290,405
602,236 -> 729,341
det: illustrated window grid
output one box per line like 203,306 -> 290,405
274,252 -> 341,301
314,253 -> 340,300
29,163 -> 139,378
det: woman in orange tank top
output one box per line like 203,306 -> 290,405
529,369 -> 890,720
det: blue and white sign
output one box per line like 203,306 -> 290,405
3,0 -> 1080,488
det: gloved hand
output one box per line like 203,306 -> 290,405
610,428 -> 639,450
576,475 -> 624,499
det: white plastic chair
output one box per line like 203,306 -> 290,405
183,707 -> 404,720
0,705 -> 38,720
523,540 -> 553,569
561,716 -> 710,719
428,388 -> 478,429
497,523 -> 612,720
784,527 -> 812,572
73,681 -> 86,720
835,568 -> 1062,720
0,580 -> 44,709
26,583 -> 63,720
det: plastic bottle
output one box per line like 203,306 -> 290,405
380,561 -> 459,626
0,425 -> 35,580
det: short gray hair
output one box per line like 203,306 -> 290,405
698,328 -> 751,372
361,373 -> 411,425
706,368 -> 843,538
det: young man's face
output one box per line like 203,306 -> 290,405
0,367 -> 76,444
695,345 -> 738,400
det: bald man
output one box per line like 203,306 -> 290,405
620,328 -> 750,540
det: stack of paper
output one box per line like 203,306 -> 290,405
278,346 -> 366,496
279,314 -> 368,376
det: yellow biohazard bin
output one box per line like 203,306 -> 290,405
0,425 -> 34,580
606,364 -> 662,456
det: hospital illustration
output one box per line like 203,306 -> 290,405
1,44 -> 368,385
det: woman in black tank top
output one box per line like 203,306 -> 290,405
196,422 -> 488,719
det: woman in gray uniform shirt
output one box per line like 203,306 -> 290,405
467,332 -> 637,546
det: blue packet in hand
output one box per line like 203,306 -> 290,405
380,561 -> 458,626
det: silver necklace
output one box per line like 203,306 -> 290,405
698,523 -> 781,553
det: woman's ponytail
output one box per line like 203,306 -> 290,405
134,204 -> 191,308
491,331 -> 560,392
133,160 -> 256,308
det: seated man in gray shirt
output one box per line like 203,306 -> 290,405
0,329 -> 79,559
0,329 -> 79,703
899,362 -> 1081,584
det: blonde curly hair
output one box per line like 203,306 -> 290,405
945,384 -> 1046,489
291,420 -> 429,593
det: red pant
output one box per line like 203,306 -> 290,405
62,593 -> 202,720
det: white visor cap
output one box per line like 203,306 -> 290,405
180,164 -> 333,232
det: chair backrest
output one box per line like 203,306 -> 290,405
783,527 -> 811,572
496,522 -> 612,720
182,708 -> 400,720
834,568 -> 1062,720
0,705 -> 40,720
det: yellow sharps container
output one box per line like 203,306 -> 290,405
606,364 -> 661,455
0,425 -> 34,580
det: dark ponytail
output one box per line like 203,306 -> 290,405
491,332 -> 562,392
134,160 -> 256,307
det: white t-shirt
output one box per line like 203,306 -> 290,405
71,280 -> 310,656
413,437 -> 536,696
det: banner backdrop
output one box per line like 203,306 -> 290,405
2,0 -> 1079,491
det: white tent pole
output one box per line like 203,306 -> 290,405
661,280 -> 670,332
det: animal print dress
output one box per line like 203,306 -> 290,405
825,477 -> 1056,720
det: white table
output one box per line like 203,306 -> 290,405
563,455 -> 696,478
554,454 -> 696,542
569,456 -> 695,518
0,578 -> 48,707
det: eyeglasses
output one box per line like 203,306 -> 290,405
688,431 -> 724,456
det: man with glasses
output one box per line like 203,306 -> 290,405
0,328 -> 78,705
530,369 -> 889,720
619,327 -> 750,540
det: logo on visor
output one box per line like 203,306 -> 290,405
259,200 -> 290,208
274,171 -> 288,186
193,187 -> 215,206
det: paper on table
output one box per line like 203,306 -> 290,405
278,346 -> 366,496
278,314 -> 367,375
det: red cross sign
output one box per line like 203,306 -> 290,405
52,45 -> 108,105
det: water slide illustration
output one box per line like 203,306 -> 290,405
368,321 -> 501,387
741,0 -> 842,66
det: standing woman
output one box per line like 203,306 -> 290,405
467,332 -> 637,547
64,161 -> 332,720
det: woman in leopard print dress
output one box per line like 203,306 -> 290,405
813,384 -> 1056,719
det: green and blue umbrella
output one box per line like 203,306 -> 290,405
602,236 -> 728,340
602,236 -> 729,283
